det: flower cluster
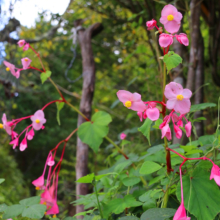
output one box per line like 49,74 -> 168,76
146,4 -> 189,51
17,39 -> 29,51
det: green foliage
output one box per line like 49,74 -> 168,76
139,161 -> 162,175
138,118 -> 153,145
190,103 -> 217,112
0,179 -> 5,184
140,208 -> 176,220
40,70 -> 52,84
78,111 -> 112,152
56,100 -> 65,125
22,204 -> 47,218
163,51 -> 182,72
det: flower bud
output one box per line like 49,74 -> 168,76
175,33 -> 189,46
159,33 -> 173,48
146,19 -> 157,30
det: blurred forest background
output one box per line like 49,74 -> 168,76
0,0 -> 220,217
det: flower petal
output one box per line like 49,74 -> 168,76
117,90 -> 133,102
166,99 -> 177,110
130,101 -> 146,112
161,4 -> 178,16
174,99 -> 191,114
182,89 -> 192,99
132,92 -> 141,102
164,82 -> 183,99
164,20 -> 181,34
146,108 -> 160,121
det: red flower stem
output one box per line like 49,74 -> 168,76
167,147 -> 185,159
17,124 -> 32,139
166,46 -> 170,54
155,25 -> 159,30
163,48 -> 166,55
41,100 -> 64,110
29,66 -> 44,72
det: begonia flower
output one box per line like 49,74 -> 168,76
1,113 -> 12,135
185,122 -> 191,137
23,43 -> 29,51
20,137 -> 27,151
146,19 -> 157,30
164,82 -> 192,114
145,102 -> 160,121
17,40 -> 26,47
10,138 -> 19,149
173,202 -> 191,220
117,90 -> 146,112
159,33 -> 173,48
32,175 -> 45,189
31,110 -> 46,130
159,4 -> 182,34
47,156 -> 55,166
27,128 -> 35,140
174,124 -> 182,139
210,164 -> 220,186
120,133 -> 127,140
46,202 -> 59,215
175,33 -> 189,46
3,61 -> 17,78
21,57 -> 32,70
161,124 -> 172,140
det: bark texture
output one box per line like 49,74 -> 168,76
75,22 -> 103,218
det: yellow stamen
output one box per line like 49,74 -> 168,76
125,101 -> 132,108
35,119 -> 40,123
35,186 -> 40,190
176,94 -> 184,101
0,123 -> 3,129
24,58 -> 28,61
167,14 -> 174,21
43,202 -> 47,205
6,67 -> 10,71
53,215 -> 57,218
44,212 -> 47,215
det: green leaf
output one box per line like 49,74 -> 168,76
122,177 -> 141,186
176,167 -> 220,220
56,100 -> 65,125
3,204 -> 25,219
76,173 -> 95,183
22,204 -> 46,218
0,179 -> 5,184
163,51 -> 182,72
114,160 -> 132,173
19,196 -> 41,206
190,103 -> 216,112
149,175 -> 164,186
138,118 -> 153,145
78,111 -> 112,152
103,195 -> 142,218
0,204 -> 7,212
139,161 -> 162,175
140,208 -> 176,220
40,70 -> 52,84
119,216 -> 139,220
152,119 -> 163,129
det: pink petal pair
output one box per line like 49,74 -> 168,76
175,34 -> 189,46
164,82 -> 192,114
159,4 -> 182,34
210,164 -> 220,186
1,113 -> 12,135
161,124 -> 171,140
117,90 -> 146,112
159,33 -> 173,48
30,110 -> 47,130
146,19 -> 157,30
17,40 -> 29,51
20,137 -> 27,151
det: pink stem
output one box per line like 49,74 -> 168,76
41,100 -> 64,110
167,148 -> 186,160
179,159 -> 187,204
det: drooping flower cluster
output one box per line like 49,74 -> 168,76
1,110 -> 46,151
146,4 -> 189,51
17,39 -> 29,51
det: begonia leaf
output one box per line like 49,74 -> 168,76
176,166 -> 220,220
140,208 -> 176,220
122,177 -> 141,186
190,103 -> 216,112
163,51 -> 182,72
40,70 -> 52,84
0,179 -> 5,184
22,204 -> 46,218
139,161 -> 162,175
19,196 -> 41,206
138,118 -> 153,145
3,204 -> 25,218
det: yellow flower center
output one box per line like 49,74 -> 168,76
24,58 -> 28,61
125,101 -> 132,108
44,212 -> 47,215
35,119 -> 40,123
35,186 -> 40,190
176,94 -> 184,101
53,215 -> 57,218
43,202 -> 47,205
6,67 -> 10,71
167,14 -> 174,21
0,123 -> 3,129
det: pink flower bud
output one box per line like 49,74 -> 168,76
120,133 -> 127,140
159,33 -> 173,48
20,137 -> 27,151
27,128 -> 35,140
21,57 -> 32,70
173,202 -> 191,220
210,164 -> 220,186
146,19 -> 157,30
10,138 -> 19,149
174,124 -> 182,139
175,33 -> 189,46
185,121 -> 191,137
137,112 -> 143,122
23,43 -> 29,51
17,40 -> 26,47
47,156 -> 55,166
161,124 -> 172,140
177,120 -> 183,127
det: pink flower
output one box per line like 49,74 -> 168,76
15,70 -> 20,79
145,102 -> 160,121
17,40 -> 26,47
20,137 -> 27,151
159,4 -> 182,34
10,138 -> 19,149
1,113 -> 12,135
46,202 -> 59,215
146,19 -> 157,30
3,61 -> 17,78
21,57 -> 32,70
175,33 -> 189,46
31,110 -> 46,130
23,43 -> 29,51
185,122 -> 191,137
117,90 -> 146,112
161,124 -> 171,140
32,175 -> 45,189
210,164 -> 220,186
173,202 -> 191,220
159,33 -> 173,48
164,82 -> 192,114
47,156 -> 55,166
174,124 -> 182,139
120,133 -> 127,140
27,128 -> 35,140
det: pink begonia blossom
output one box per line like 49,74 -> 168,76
32,175 -> 45,188
21,57 -> 32,70
46,202 -> 59,215
210,164 -> 220,186
11,131 -> 18,139
15,70 -> 20,79
146,19 -> 157,30
174,124 -> 182,139
10,138 -> 19,149
161,124 -> 171,140
20,137 -> 27,151
159,4 -> 182,34
145,102 -> 160,121
3,61 -> 17,77
27,128 -> 35,140
173,202 -> 191,220
47,156 -> 55,166
31,110 -> 46,130
17,40 -> 26,47
117,90 -> 146,112
185,122 -> 191,137
177,120 -> 183,127
159,33 -> 173,48
164,82 -> 192,114
120,133 -> 127,140
1,113 -> 12,135
175,33 -> 189,46
23,43 -> 29,51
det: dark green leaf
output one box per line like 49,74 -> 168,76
22,204 -> 46,218
122,177 -> 141,186
3,204 -> 25,219
0,204 -> 7,212
140,208 -> 176,220
138,118 -> 153,145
